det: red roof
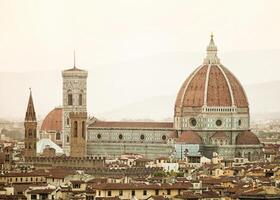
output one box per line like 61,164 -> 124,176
176,131 -> 202,144
211,132 -> 228,139
236,130 -> 260,145
41,107 -> 62,132
91,182 -> 191,190
175,64 -> 248,116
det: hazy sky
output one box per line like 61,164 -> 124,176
0,0 -> 279,70
0,0 -> 280,120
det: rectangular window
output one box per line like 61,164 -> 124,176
119,190 -> 123,196
155,189 -> 159,195
167,189 -> 171,195
108,191 -> 111,196
68,94 -> 73,105
82,121 -> 85,139
41,194 -> 48,200
143,190 -> 147,196
79,94 -> 83,105
132,190 -> 135,196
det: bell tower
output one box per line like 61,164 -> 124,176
69,112 -> 87,157
24,89 -> 37,158
62,56 -> 88,156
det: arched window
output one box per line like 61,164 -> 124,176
28,129 -> 32,137
82,121 -> 85,139
68,93 -> 73,105
79,94 -> 83,105
74,121 -> 78,137
56,132 -> 61,140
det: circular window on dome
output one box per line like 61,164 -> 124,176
190,118 -> 197,127
140,134 -> 145,140
216,120 -> 222,126
119,134 -> 123,140
238,119 -> 242,126
162,135 -> 166,141
97,134 -> 102,139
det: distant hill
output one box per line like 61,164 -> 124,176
1,49 -> 280,121
98,81 -> 280,121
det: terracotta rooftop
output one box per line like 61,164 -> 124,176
27,188 -> 56,194
41,107 -> 62,132
176,131 -> 203,144
175,37 -> 248,116
175,64 -> 248,111
211,131 -> 228,139
240,186 -> 280,197
236,130 -> 261,145
88,121 -> 173,129
92,182 -> 192,190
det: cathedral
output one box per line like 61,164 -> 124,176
35,35 -> 262,160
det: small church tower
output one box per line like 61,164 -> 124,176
24,89 -> 37,158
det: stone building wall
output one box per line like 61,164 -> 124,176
86,127 -> 175,159
25,156 -> 105,169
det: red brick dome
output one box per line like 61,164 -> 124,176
176,131 -> 202,144
41,107 -> 62,132
175,65 -> 248,109
175,36 -> 248,116
236,130 -> 260,145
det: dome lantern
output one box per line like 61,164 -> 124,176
204,34 -> 220,65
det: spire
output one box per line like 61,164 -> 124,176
25,88 -> 36,122
203,33 -> 220,64
73,50 -> 76,69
